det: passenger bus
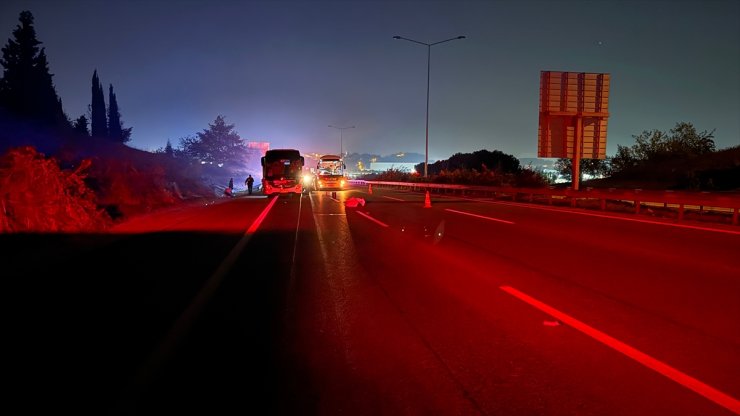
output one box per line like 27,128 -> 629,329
314,154 -> 347,191
260,149 -> 305,195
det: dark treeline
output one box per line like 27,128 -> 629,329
0,9 -> 252,183
423,149 -> 521,176
0,10 -> 217,232
554,122 -> 739,191
0,10 -> 131,150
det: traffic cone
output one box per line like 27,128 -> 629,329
424,190 -> 431,208
368,183 -> 373,194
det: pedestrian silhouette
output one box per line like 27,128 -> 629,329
228,177 -> 234,190
245,175 -> 255,195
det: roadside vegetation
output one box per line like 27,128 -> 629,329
0,11 -> 256,232
555,122 -> 739,192
361,148 -> 552,188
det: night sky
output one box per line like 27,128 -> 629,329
1,0 -> 738,161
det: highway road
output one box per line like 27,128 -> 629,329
4,184 -> 739,415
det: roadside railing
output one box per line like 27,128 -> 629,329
349,180 -> 740,226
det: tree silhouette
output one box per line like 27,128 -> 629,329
610,122 -> 716,175
107,84 -> 122,141
426,149 -> 521,176
90,70 -> 107,137
0,10 -> 68,128
164,139 -> 174,157
72,115 -> 89,136
105,84 -> 131,143
180,115 -> 250,169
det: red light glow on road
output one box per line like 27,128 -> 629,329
247,195 -> 280,234
500,285 -> 740,415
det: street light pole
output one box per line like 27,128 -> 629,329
393,35 -> 466,178
328,124 -> 355,175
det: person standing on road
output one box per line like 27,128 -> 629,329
228,177 -> 234,191
245,175 -> 255,195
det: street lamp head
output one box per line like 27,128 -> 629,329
393,35 -> 401,39
457,35 -> 466,39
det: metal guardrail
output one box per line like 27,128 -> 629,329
349,180 -> 740,226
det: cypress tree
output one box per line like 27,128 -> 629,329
107,83 -> 123,142
33,49 -> 67,126
90,69 -> 107,137
0,10 -> 68,128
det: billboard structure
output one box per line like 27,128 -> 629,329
538,71 -> 610,190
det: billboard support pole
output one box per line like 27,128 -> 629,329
572,115 -> 582,191
538,71 -> 610,189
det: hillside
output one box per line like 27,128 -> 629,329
1,117 -> 214,232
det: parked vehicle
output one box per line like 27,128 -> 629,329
315,154 -> 346,191
261,149 -> 305,195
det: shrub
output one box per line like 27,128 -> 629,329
0,146 -> 112,232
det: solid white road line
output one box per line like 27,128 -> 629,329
500,285 -> 740,415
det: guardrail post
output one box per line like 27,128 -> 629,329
733,208 -> 738,226
678,204 -> 684,221
600,198 -> 606,210
570,196 -> 576,208
633,189 -> 641,214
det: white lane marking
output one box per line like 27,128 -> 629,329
433,194 -> 740,235
445,208 -> 515,225
382,195 -> 405,201
356,211 -> 390,228
500,285 -> 740,415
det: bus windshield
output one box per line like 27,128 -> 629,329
263,149 -> 303,180
317,154 -> 343,176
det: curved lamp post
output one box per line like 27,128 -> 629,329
393,35 -> 466,177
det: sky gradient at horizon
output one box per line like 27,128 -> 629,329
1,0 -> 738,160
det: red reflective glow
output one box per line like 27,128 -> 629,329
247,194 -> 279,234
500,285 -> 740,415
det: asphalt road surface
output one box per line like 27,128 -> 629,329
3,185 -> 739,415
